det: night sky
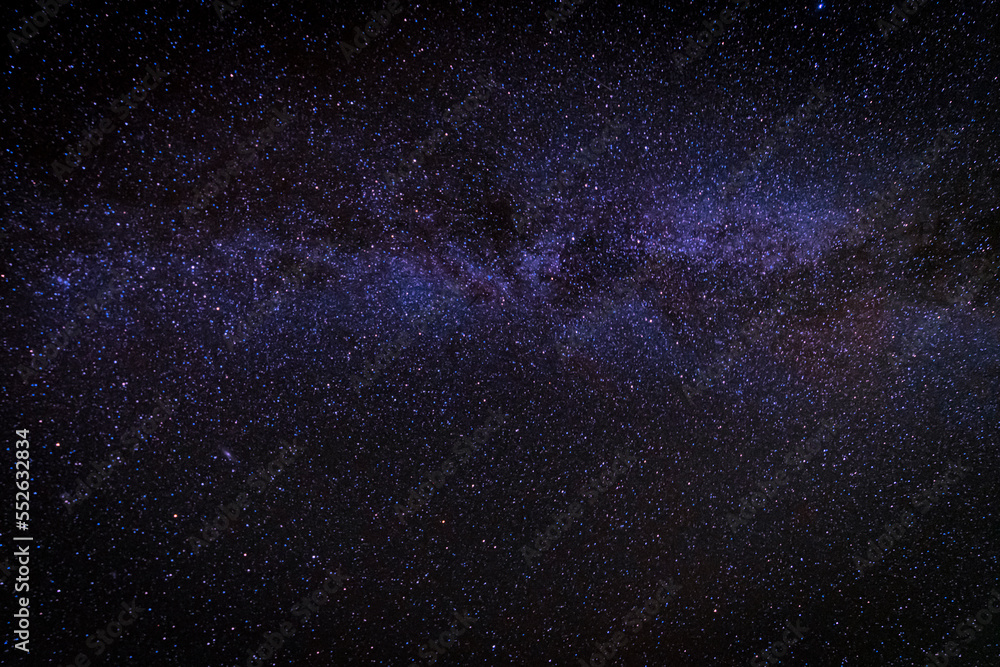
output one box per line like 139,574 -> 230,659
3,1 -> 1000,666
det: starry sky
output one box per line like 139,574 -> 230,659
3,1 -> 1000,666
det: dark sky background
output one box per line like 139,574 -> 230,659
3,0 -> 999,666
